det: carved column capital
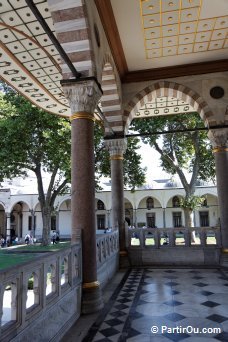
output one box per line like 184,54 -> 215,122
208,128 -> 228,151
62,80 -> 102,115
105,138 -> 127,159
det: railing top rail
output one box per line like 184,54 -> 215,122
0,243 -> 81,276
128,226 -> 220,231
96,230 -> 119,242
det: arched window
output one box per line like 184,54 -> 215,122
201,197 -> 208,207
172,196 -> 180,208
146,197 -> 154,209
97,200 -> 105,210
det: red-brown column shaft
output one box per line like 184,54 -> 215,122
110,156 -> 125,251
208,128 -> 228,252
105,138 -> 127,254
213,148 -> 228,250
71,114 -> 97,282
62,80 -> 103,313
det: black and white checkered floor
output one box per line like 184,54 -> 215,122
82,268 -> 228,342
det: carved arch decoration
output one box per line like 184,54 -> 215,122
123,81 -> 214,133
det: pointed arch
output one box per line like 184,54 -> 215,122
123,81 -> 214,133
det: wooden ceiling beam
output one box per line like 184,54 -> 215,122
123,59 -> 228,83
95,0 -> 128,78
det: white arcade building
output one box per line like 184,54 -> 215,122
0,177 -> 219,242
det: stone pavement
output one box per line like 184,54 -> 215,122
62,267 -> 228,342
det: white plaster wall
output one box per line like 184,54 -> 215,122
0,186 -> 219,238
59,211 -> 71,236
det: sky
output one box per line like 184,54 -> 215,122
138,141 -> 170,183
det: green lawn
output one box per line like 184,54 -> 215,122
15,241 -> 71,252
0,242 -> 71,270
0,252 -> 36,270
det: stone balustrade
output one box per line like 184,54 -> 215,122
0,231 -> 119,341
127,227 -> 222,266
96,230 -> 119,267
96,231 -> 119,287
127,226 -> 221,248
0,244 -> 82,342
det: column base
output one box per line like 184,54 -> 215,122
119,250 -> 130,268
81,282 -> 104,314
220,249 -> 228,267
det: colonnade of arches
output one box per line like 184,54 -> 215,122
0,190 -> 219,243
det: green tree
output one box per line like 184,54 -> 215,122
0,86 -> 71,245
0,84 -> 146,244
132,113 -> 215,230
94,124 -> 146,190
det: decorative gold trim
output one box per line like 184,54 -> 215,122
110,155 -> 124,160
212,147 -> 228,153
70,112 -> 95,122
119,250 -> 128,256
82,280 -> 100,289
140,0 -> 227,59
222,248 -> 228,253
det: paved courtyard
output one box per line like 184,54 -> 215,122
64,268 -> 228,342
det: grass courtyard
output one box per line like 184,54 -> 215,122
0,242 -> 71,270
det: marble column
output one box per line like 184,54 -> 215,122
208,128 -> 228,251
62,79 -> 103,314
56,211 -> 59,233
105,138 -> 127,254
6,213 -> 11,244
163,208 -> 166,228
30,209 -> 35,238
133,208 -> 137,228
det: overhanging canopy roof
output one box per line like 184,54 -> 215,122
0,0 -> 70,117
0,0 -> 227,119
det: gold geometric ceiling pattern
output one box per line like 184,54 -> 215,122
140,0 -> 228,59
0,0 -> 71,117
135,96 -> 194,117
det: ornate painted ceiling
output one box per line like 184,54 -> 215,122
140,0 -> 227,60
0,0 -> 227,119
107,0 -> 228,75
0,0 -> 70,117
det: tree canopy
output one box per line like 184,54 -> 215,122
131,112 -> 215,227
0,84 -> 72,244
0,83 -> 146,243
94,124 -> 146,190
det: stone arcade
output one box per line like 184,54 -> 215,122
0,0 -> 227,340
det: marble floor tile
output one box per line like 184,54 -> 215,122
63,267 -> 228,342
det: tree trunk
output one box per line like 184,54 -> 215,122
41,206 -> 51,245
184,208 -> 195,242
